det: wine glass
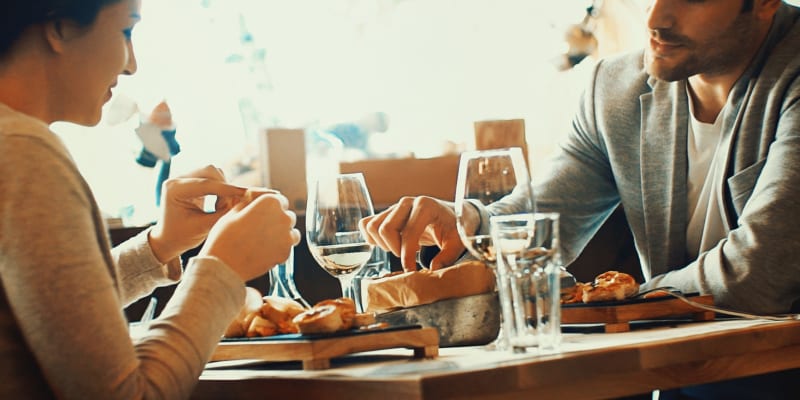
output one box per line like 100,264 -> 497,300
454,147 -> 534,350
306,173 -> 376,301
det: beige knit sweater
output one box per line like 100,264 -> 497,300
0,103 -> 245,399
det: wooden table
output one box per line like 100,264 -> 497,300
193,319 -> 800,399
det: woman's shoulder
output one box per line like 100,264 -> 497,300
0,103 -> 73,161
0,103 -> 50,136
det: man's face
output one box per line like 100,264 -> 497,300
644,0 -> 760,82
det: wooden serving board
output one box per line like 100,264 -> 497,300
212,325 -> 439,370
562,294 -> 715,333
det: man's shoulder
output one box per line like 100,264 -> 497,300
598,50 -> 646,76
771,11 -> 800,65
587,50 -> 652,111
592,50 -> 650,93
761,4 -> 800,76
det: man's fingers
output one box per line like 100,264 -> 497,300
400,244 -> 422,272
359,215 -> 378,245
377,198 -> 415,257
429,236 -> 465,270
397,197 -> 441,271
363,211 -> 392,253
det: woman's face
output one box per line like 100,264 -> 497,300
52,0 -> 141,125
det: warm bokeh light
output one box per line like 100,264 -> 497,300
54,0 -> 649,222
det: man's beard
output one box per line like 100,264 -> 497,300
645,12 -> 759,82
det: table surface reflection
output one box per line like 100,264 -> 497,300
193,319 -> 800,399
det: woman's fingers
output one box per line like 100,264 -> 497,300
179,164 -> 227,181
164,177 -> 246,200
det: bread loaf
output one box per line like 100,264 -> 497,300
361,260 -> 495,313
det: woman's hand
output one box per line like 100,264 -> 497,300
200,192 -> 301,282
359,196 -> 472,271
148,165 -> 246,263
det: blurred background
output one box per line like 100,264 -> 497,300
53,0 -> 652,223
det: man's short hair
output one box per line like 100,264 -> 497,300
742,0 -> 754,13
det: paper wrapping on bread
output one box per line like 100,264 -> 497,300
361,260 -> 495,313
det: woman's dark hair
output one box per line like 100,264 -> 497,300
742,0 -> 754,13
0,0 -> 121,57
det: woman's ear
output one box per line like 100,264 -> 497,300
755,0 -> 782,21
43,20 -> 67,53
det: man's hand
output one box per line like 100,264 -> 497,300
359,196 -> 476,271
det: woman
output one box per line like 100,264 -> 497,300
0,0 -> 301,398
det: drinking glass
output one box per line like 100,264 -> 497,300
454,147 -> 535,350
347,247 -> 391,313
268,248 -> 311,308
306,173 -> 376,300
491,212 -> 562,354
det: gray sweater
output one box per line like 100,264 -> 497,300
0,103 -> 245,399
483,3 -> 800,314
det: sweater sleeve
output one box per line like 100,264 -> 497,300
0,130 -> 245,399
111,228 -> 183,307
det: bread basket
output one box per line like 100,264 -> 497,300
375,292 -> 500,347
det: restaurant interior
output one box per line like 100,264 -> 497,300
46,0 -> 800,399
96,0 -> 645,323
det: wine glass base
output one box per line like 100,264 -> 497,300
483,326 -> 510,351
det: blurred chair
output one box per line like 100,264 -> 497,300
473,119 -> 528,169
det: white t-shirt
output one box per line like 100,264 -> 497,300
685,93 -> 733,260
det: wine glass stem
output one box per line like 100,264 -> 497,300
338,274 -> 356,300
491,261 -> 516,348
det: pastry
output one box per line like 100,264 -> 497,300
246,315 -> 278,337
559,271 -> 640,304
561,282 -> 591,304
224,287 -> 266,338
352,312 -> 376,327
224,289 -> 307,338
581,271 -> 640,303
315,297 -> 356,329
292,305 -> 344,334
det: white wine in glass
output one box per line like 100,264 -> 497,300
454,147 -> 535,350
306,173 -> 376,301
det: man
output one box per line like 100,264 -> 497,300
361,1 -> 799,396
